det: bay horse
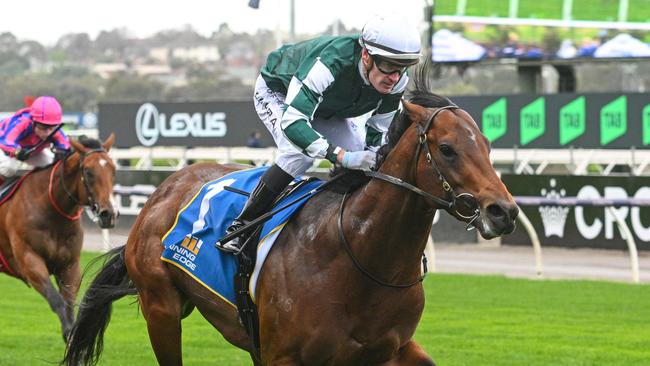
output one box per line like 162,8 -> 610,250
64,74 -> 518,365
0,134 -> 117,341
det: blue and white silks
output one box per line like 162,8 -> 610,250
161,166 -> 322,307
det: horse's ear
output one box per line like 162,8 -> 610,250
69,138 -> 89,155
401,100 -> 429,125
102,133 -> 116,151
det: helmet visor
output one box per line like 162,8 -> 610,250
361,39 -> 421,66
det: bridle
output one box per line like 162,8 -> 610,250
338,105 -> 481,288
49,148 -> 107,220
365,105 -> 481,228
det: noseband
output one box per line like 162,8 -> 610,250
365,105 -> 481,229
50,148 -> 107,220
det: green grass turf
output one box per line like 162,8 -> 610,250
1,252 -> 649,365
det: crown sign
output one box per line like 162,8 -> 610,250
538,178 -> 570,238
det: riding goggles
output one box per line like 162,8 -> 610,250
34,122 -> 58,130
372,56 -> 408,77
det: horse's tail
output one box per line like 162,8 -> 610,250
62,246 -> 136,366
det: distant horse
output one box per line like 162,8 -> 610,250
64,73 -> 518,365
0,134 -> 117,341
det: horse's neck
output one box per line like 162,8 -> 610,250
344,138 -> 435,280
49,158 -> 82,215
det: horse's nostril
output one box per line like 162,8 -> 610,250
487,204 -> 506,219
487,202 -> 519,223
97,209 -> 116,228
99,210 -> 113,220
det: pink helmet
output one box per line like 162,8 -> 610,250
29,96 -> 62,125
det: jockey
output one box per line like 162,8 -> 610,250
0,96 -> 71,179
218,15 -> 422,252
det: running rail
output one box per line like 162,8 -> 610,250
515,196 -> 650,283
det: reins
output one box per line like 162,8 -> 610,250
49,159 -> 82,220
337,191 -> 426,288
49,148 -> 106,221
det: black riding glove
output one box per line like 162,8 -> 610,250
54,148 -> 71,162
14,147 -> 29,161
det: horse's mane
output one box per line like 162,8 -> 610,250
327,61 -> 454,192
76,135 -> 103,150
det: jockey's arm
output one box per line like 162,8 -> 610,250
365,92 -> 403,150
280,58 -> 342,164
0,119 -> 30,157
51,129 -> 71,151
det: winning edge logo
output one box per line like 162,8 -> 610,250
135,103 -> 228,146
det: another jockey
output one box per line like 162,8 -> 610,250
218,15 -> 422,252
0,96 -> 71,180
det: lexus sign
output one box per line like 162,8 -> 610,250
135,103 -> 227,146
98,100 -> 273,148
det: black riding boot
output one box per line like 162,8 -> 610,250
218,165 -> 294,252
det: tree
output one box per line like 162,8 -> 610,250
18,40 -> 48,66
102,73 -> 165,102
0,53 -> 29,80
165,77 -> 250,101
55,33 -> 95,61
58,76 -> 102,111
0,32 -> 19,53
0,74 -> 55,110
148,26 -> 207,48
0,72 -> 102,111
95,28 -> 131,61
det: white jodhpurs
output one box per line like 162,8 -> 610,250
0,149 -> 54,178
253,75 -> 366,178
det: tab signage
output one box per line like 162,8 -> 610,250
450,92 -> 648,149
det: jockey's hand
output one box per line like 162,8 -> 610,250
342,150 -> 376,171
14,147 -> 29,161
54,148 -> 71,161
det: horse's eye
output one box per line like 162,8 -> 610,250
439,144 -> 456,158
85,170 -> 95,180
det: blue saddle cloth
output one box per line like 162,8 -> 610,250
161,166 -> 322,306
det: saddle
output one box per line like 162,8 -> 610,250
0,175 -> 25,205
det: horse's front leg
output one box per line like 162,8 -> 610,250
54,260 -> 81,340
380,341 -> 435,366
11,242 -> 72,341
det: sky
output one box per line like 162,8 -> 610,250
3,0 -> 429,46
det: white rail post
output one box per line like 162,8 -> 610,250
515,207 -> 544,278
606,206 -> 639,283
101,229 -> 112,252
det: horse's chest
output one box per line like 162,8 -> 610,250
301,332 -> 401,366
297,305 -> 418,365
29,227 -> 82,255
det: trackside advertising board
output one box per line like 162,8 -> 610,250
451,92 -> 650,149
98,101 -> 273,148
99,93 -> 649,149
501,174 -> 650,250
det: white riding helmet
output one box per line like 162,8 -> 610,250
359,15 -> 422,66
